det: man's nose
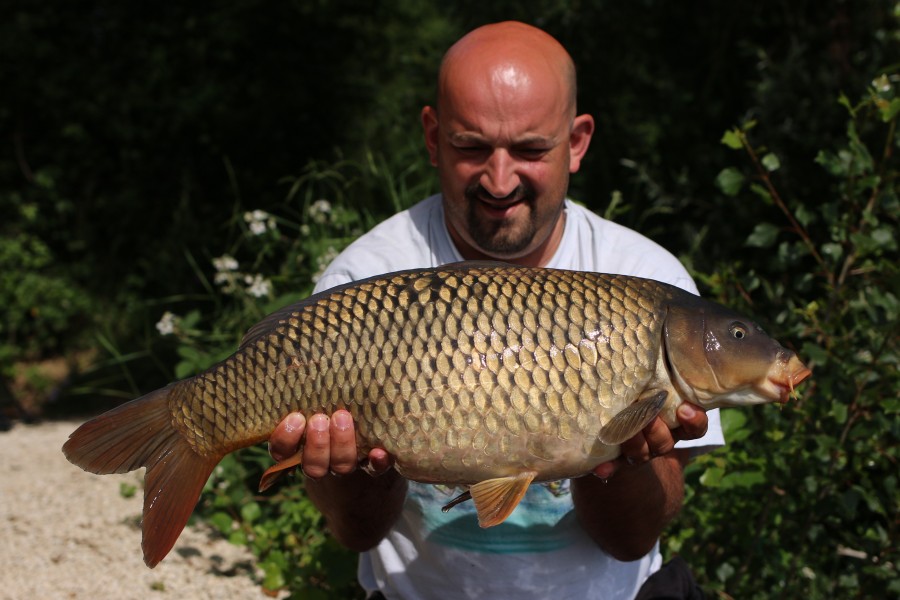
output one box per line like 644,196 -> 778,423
480,150 -> 519,198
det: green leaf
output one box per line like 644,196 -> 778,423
716,167 -> 745,196
699,466 -> 724,487
207,511 -> 234,535
720,409 -> 750,442
821,242 -> 843,260
261,559 -> 286,592
761,153 -> 781,172
119,482 -> 138,499
720,470 -> 766,489
746,223 -> 780,248
721,129 -> 744,150
241,501 -> 262,523
880,97 -> 900,122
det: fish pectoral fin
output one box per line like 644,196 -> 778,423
259,451 -> 303,492
599,390 -> 668,445
469,471 -> 537,528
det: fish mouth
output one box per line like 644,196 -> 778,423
765,354 -> 812,404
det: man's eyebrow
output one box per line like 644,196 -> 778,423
448,132 -> 557,146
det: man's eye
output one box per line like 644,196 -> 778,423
517,148 -> 548,158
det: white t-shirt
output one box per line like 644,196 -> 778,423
313,194 -> 724,600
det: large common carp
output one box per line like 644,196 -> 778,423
63,262 -> 810,567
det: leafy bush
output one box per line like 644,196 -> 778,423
666,79 -> 899,598
0,182 -> 93,371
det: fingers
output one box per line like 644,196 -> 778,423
592,414 -> 683,479
268,412 -> 306,462
268,411 -> 394,481
675,403 -> 708,441
366,448 -> 394,475
302,414 -> 332,479
328,410 -> 358,476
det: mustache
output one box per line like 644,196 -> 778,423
465,183 -> 535,204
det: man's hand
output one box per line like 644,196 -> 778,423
269,410 -> 405,552
591,402 -> 708,480
268,409 -> 393,478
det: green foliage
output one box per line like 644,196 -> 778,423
667,80 -> 899,598
0,188 -> 93,371
200,449 -> 362,598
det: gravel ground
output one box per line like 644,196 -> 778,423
0,420 -> 285,600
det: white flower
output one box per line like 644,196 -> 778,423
214,271 -> 241,295
309,199 -> 332,224
311,246 -> 339,283
872,74 -> 892,93
155,311 -> 177,336
244,273 -> 272,298
213,254 -> 239,273
244,209 -> 277,236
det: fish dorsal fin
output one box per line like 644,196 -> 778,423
470,471 -> 537,528
599,390 -> 668,445
239,304 -> 301,350
258,451 -> 304,492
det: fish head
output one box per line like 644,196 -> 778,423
664,299 -> 811,409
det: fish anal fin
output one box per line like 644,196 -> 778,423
259,452 -> 303,492
470,471 -> 537,528
599,390 -> 668,445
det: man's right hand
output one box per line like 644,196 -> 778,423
268,409 -> 393,479
269,410 -> 405,552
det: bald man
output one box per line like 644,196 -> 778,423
269,22 -> 721,599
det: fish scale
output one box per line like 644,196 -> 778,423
63,261 -> 811,567
172,266 -> 665,482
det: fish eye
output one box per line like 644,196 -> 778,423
730,323 -> 748,340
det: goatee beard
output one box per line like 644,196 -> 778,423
464,183 -> 537,255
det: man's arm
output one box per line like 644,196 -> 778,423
268,411 -> 407,552
571,403 -> 707,561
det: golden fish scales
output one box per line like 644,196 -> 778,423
63,261 -> 811,567
174,266 -> 667,483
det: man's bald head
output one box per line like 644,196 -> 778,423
436,21 -> 577,118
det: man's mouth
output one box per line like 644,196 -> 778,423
469,186 -> 529,218
477,198 -> 523,219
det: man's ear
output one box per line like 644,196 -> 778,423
568,114 -> 595,173
421,106 -> 439,166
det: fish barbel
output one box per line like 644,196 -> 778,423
63,262 -> 811,567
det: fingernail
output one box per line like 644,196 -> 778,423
309,414 -> 329,432
333,411 -> 352,431
284,413 -> 305,433
678,403 -> 697,419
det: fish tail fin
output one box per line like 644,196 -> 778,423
62,385 -> 219,568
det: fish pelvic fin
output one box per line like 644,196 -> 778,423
259,451 -> 303,492
470,471 -> 537,528
599,390 -> 668,445
62,385 -> 219,568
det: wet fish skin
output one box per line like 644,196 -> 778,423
62,262 -> 810,567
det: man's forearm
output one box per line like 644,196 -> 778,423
571,450 -> 688,562
305,469 -> 408,552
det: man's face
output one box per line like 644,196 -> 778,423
423,62 -> 591,263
